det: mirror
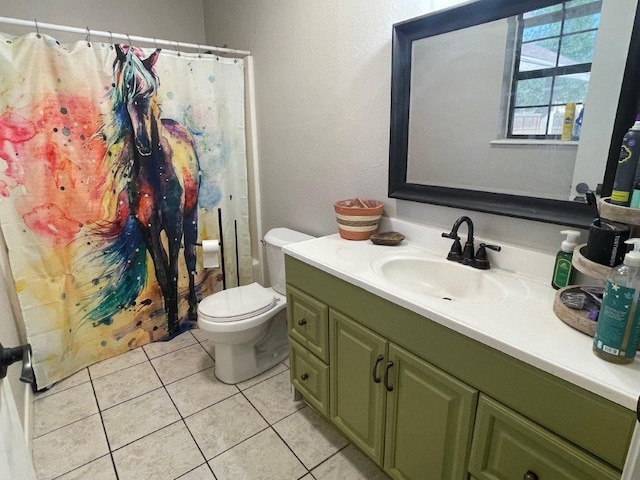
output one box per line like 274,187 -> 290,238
389,0 -> 640,228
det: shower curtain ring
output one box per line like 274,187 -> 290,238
197,44 -> 202,58
34,19 -> 41,39
175,41 -> 181,57
126,33 -> 132,48
85,27 -> 91,47
153,37 -> 159,50
108,31 -> 114,50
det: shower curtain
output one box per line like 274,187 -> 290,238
0,32 -> 252,389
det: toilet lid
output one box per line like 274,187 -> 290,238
198,282 -> 276,322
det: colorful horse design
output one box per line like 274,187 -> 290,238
86,45 -> 200,336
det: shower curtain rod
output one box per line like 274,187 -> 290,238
0,16 -> 251,57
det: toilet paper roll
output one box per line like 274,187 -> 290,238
202,239 -> 220,268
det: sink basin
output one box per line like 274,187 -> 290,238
371,255 -> 505,303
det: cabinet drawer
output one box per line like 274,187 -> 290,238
469,395 -> 620,480
287,285 -> 329,362
289,338 -> 329,415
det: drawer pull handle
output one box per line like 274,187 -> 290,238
297,319 -> 307,326
523,471 -> 538,480
372,355 -> 384,383
300,373 -> 309,381
383,361 -> 394,392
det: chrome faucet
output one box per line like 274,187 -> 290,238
442,216 -> 501,269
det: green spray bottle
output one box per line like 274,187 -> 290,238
593,238 -> 640,363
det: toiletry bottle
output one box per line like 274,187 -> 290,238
631,182 -> 640,209
561,103 -> 576,141
551,230 -> 581,289
572,105 -> 584,141
593,239 -> 640,363
611,115 -> 640,206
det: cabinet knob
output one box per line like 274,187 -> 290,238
523,471 -> 538,480
297,319 -> 307,326
300,373 -> 309,381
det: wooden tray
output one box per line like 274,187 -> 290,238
571,243 -> 612,281
553,286 -> 597,337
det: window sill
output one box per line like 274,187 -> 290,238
490,139 -> 579,146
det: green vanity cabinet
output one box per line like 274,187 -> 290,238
469,395 -> 620,480
384,342 -> 477,480
330,309 -> 387,463
285,255 -> 636,478
330,307 -> 478,479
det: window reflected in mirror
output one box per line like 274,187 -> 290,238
508,0 -> 602,138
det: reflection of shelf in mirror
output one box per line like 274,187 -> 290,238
489,139 -> 579,146
598,197 -> 640,226
572,243 -> 611,281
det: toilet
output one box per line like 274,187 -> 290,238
197,228 -> 314,384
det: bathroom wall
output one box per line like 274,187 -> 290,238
202,0 -> 590,253
0,0 -> 206,45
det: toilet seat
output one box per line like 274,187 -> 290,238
198,282 -> 276,322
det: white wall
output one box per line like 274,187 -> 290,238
202,0 -> 586,253
0,0 -> 206,45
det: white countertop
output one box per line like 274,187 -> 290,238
283,217 -> 640,411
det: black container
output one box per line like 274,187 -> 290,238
585,219 -> 630,266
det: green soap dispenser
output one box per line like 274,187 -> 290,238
551,230 -> 580,289
593,239 -> 640,363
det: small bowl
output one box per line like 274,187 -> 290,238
334,198 -> 384,241
370,231 -> 405,246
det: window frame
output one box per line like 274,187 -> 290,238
507,0 -> 602,139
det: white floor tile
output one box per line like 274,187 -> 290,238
243,370 -> 304,423
209,428 -> 306,480
102,388 -> 180,450
190,327 -> 209,343
89,348 -> 148,379
185,393 -> 268,459
143,330 -> 197,359
33,414 -> 109,480
273,406 -> 348,469
112,421 -> 204,480
36,368 -> 90,399
176,464 -> 216,480
166,367 -> 238,417
33,382 -> 98,437
312,445 -> 391,480
93,361 -> 162,410
235,361 -> 288,390
55,455 -> 117,480
151,343 -> 214,384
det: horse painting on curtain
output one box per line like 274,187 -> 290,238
0,33 -> 252,389
83,45 -> 200,337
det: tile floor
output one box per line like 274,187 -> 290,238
32,329 -> 392,480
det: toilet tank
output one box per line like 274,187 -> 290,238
264,228 -> 314,295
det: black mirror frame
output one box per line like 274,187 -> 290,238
388,0 -> 640,228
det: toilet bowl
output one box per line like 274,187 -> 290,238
197,228 -> 314,384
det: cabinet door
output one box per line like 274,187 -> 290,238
384,344 -> 478,480
330,309 -> 387,465
469,395 -> 620,480
287,285 -> 329,362
289,338 -> 330,416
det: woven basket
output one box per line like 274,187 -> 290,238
334,198 -> 384,240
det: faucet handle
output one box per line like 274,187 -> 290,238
474,243 -> 501,270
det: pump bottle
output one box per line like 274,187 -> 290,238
593,239 -> 640,363
551,230 -> 580,289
